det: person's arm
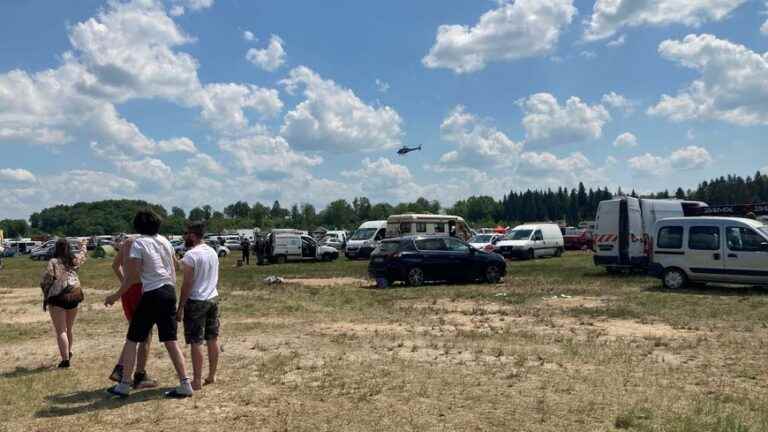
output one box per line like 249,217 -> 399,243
176,261 -> 195,322
112,246 -> 125,283
105,253 -> 141,306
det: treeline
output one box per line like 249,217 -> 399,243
4,172 -> 767,238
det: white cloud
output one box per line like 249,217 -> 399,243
687,129 -> 696,140
246,35 -> 286,72
613,132 -> 638,148
196,83 -> 283,131
218,134 -> 322,180
375,79 -> 390,93
168,0 -> 214,15
184,153 -> 226,175
520,93 -> 611,145
607,34 -> 626,47
629,145 -> 712,176
762,20 -> 768,35
518,151 -> 611,187
115,157 -> 174,187
279,66 -> 403,152
422,0 -> 577,74
0,168 -> 36,183
584,0 -> 747,41
437,105 -> 522,169
156,137 -> 197,153
601,91 -> 636,114
580,50 -> 598,60
169,6 -> 185,16
243,30 -> 255,42
649,34 -> 768,125
341,158 -> 422,200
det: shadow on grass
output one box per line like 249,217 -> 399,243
35,387 -> 171,418
0,365 -> 51,379
644,284 -> 768,297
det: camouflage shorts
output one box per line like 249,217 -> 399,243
183,297 -> 220,344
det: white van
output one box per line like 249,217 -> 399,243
650,217 -> 768,289
345,220 -> 387,259
268,233 -> 339,263
494,223 -> 564,260
385,214 -> 472,241
593,197 -> 707,272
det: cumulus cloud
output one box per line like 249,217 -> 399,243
613,132 -> 638,148
422,0 -> 577,74
114,157 -> 174,187
607,34 -> 627,47
375,79 -> 390,93
246,35 -> 286,72
648,34 -> 768,125
517,151 -> 611,187
601,91 -> 636,114
279,66 -> 403,152
243,30 -> 255,42
628,145 -> 713,176
156,137 -> 197,153
218,134 -> 322,180
520,93 -> 611,145
195,83 -> 283,131
437,105 -> 522,169
341,158 -> 422,200
168,0 -> 214,16
0,168 -> 36,183
583,0 -> 747,41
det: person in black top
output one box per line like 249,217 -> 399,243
241,237 -> 251,265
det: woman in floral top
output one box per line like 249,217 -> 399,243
40,238 -> 87,368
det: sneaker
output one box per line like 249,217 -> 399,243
164,379 -> 193,399
57,360 -> 70,368
133,372 -> 158,389
107,383 -> 131,398
109,365 -> 123,383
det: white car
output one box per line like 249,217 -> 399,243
469,234 -> 504,252
494,224 -> 565,260
650,217 -> 768,289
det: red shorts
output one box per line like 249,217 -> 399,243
121,283 -> 143,321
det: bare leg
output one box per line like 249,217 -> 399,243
205,338 -> 219,385
65,308 -> 78,355
163,340 -> 188,381
136,329 -> 152,373
120,340 -> 139,384
190,343 -> 204,390
49,307 -> 69,361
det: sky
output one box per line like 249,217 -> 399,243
2,0 -> 768,220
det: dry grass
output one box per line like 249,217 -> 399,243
1,252 -> 768,431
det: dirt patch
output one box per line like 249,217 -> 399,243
287,277 -> 371,288
541,295 -> 611,309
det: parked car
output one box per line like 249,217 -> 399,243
563,228 -> 593,251
30,245 -> 55,260
206,241 -> 230,257
321,230 -> 348,251
468,234 -> 504,252
649,217 -> 768,289
368,236 -> 506,287
345,220 -> 387,259
495,224 -> 565,260
266,233 -> 339,263
224,239 -> 243,251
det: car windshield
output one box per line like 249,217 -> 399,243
350,228 -> 377,240
377,241 -> 400,254
505,230 -> 532,240
470,235 -> 493,243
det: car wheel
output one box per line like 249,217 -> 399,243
662,268 -> 687,290
527,249 -> 535,260
485,265 -> 502,284
554,247 -> 563,257
407,267 -> 424,287
275,255 -> 287,264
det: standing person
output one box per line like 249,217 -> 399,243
40,238 -> 88,368
240,237 -> 251,265
107,234 -> 157,388
177,221 -> 221,390
104,210 -> 193,398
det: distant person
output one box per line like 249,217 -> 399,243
104,209 -> 193,398
107,234 -> 156,389
177,221 -> 221,390
241,237 -> 251,265
40,238 -> 88,368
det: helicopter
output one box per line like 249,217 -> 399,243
397,145 -> 422,156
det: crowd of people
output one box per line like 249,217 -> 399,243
39,210 -> 222,399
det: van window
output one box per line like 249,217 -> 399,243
416,223 -> 427,233
434,223 -> 445,233
688,226 -> 720,251
726,227 -> 765,252
415,238 -> 446,251
533,230 -> 543,241
374,229 -> 385,241
657,226 -> 683,249
399,222 -> 411,234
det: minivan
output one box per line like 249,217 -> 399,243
345,220 -> 387,259
649,217 -> 768,289
494,223 -> 565,260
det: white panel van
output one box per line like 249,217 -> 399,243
650,217 -> 768,289
494,223 -> 564,260
345,220 -> 387,259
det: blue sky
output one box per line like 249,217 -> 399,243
2,0 -> 768,219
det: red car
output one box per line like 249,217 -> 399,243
563,228 -> 593,251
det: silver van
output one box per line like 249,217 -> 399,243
650,217 -> 768,289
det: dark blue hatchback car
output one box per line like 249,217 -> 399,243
368,235 -> 506,286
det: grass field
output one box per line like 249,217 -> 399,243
2,251 -> 768,431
